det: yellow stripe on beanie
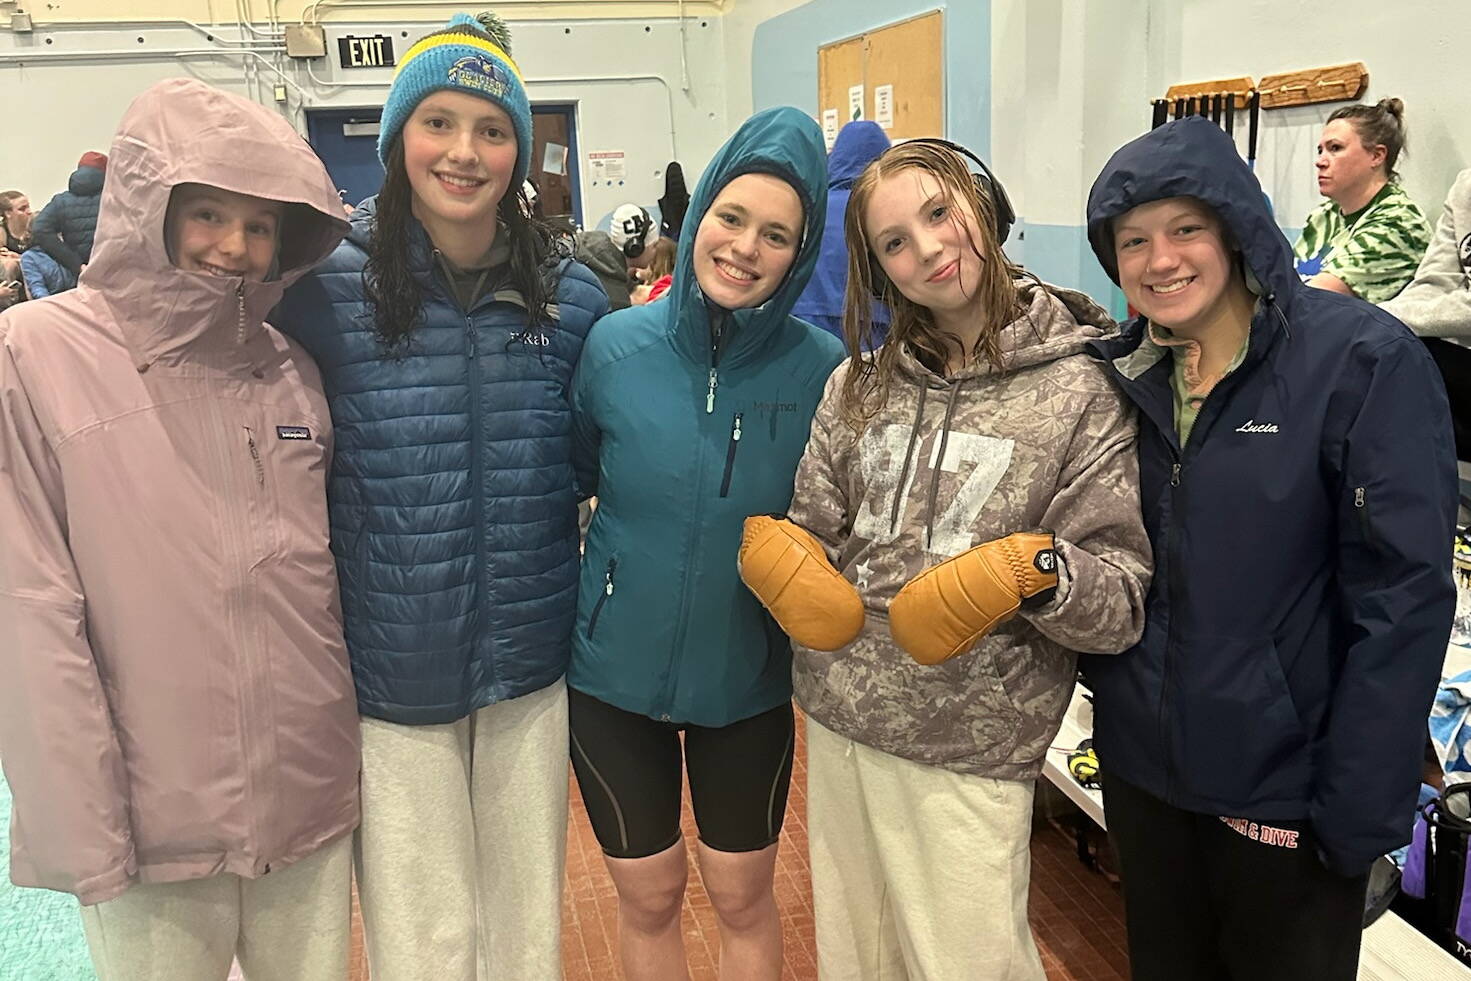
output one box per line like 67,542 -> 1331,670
395,32 -> 523,82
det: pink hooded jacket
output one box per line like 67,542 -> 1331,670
0,78 -> 358,904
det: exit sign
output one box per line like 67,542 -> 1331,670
338,34 -> 395,69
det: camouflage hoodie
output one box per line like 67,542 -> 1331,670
788,279 -> 1153,779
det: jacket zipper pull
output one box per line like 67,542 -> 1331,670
732,413 -> 742,442
604,567 -> 615,596
244,426 -> 264,488
1354,486 -> 1365,508
1170,463 -> 1181,487
236,283 -> 246,350
467,316 -> 477,359
706,368 -> 718,414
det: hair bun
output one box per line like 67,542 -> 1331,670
1378,97 -> 1405,119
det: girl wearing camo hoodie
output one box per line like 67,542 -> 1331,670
740,140 -> 1152,979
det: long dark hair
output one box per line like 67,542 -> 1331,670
364,136 -> 560,353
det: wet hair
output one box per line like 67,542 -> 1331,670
364,135 -> 556,353
1327,97 -> 1408,181
839,141 -> 1025,433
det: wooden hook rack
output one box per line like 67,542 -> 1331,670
1162,76 -> 1255,110
1257,62 -> 1368,109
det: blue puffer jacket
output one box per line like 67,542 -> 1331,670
32,164 -> 104,274
792,120 -> 891,345
569,106 -> 845,727
275,202 -> 608,724
1084,117 -> 1457,876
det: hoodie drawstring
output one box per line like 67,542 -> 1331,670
1267,293 -> 1292,341
889,380 -> 928,536
887,376 -> 968,549
925,380 -> 966,550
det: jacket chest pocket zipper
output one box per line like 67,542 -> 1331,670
588,557 -> 617,637
719,413 -> 743,498
244,426 -> 265,488
1354,486 -> 1380,556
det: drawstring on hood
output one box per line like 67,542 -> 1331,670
926,381 -> 966,549
84,79 -> 349,377
890,380 -> 927,536
887,279 -> 1115,548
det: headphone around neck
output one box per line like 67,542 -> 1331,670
866,138 -> 1016,300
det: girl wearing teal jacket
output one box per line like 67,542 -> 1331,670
568,107 -> 843,979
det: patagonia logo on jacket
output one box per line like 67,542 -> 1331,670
276,425 -> 312,440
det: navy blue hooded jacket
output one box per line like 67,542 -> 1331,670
274,203 -> 608,724
791,120 -> 891,346
32,165 -> 104,274
1084,117 -> 1457,876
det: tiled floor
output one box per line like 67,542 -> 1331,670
558,711 -> 1129,981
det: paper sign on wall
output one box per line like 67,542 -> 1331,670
588,150 -> 626,181
874,84 -> 894,130
848,84 -> 865,122
822,109 -> 840,150
542,142 -> 568,176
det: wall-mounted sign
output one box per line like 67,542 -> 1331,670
821,109 -> 839,150
874,84 -> 894,130
588,150 -> 627,182
338,35 -> 395,70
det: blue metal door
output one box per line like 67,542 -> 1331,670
305,107 -> 385,211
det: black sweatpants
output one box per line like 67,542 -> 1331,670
1103,773 -> 1369,981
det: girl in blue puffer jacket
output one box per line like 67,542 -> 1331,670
273,13 -> 606,981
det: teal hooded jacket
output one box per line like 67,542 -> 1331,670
569,107 -> 845,727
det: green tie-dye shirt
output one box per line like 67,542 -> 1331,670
1293,182 -> 1431,303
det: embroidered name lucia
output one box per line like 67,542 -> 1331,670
1235,419 -> 1280,434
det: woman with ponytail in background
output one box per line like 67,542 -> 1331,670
1294,98 -> 1430,302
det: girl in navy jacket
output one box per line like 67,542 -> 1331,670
1085,116 -> 1456,980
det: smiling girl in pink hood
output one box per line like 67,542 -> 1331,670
0,78 -> 358,980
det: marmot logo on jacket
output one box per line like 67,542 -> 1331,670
753,400 -> 798,413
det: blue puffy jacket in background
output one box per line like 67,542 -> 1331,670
792,120 -> 891,348
31,164 -> 104,275
1084,116 -> 1457,877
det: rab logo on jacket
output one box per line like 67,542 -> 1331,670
511,329 -> 550,347
276,426 -> 311,440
